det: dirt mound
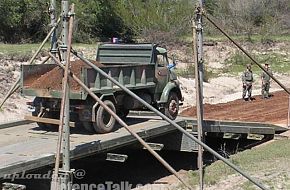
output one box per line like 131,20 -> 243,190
181,90 -> 289,123
29,59 -> 104,91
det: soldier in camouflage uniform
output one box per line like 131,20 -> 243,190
242,64 -> 254,100
261,63 -> 272,99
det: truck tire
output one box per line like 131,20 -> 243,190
93,100 -> 116,133
163,92 -> 179,120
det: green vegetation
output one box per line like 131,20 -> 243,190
0,0 -> 194,44
189,139 -> 290,189
0,43 -> 48,61
0,43 -> 98,61
175,64 -> 195,79
222,51 -> 290,75
114,0 -> 193,43
204,0 -> 290,41
175,64 -> 218,82
0,0 -> 48,43
203,34 -> 290,43
1,0 -> 290,44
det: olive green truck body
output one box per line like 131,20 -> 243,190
21,43 -> 183,133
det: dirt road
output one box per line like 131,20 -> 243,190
181,90 -> 289,124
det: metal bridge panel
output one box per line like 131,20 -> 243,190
0,116 -> 286,179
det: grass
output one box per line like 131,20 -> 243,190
0,43 -> 98,61
222,51 -> 290,75
175,64 -> 219,82
182,34 -> 290,43
175,64 -> 195,78
204,34 -> 290,43
0,43 -> 47,61
189,139 -> 290,189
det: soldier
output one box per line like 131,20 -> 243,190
261,63 -> 272,99
242,64 -> 254,101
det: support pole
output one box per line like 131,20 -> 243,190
49,0 -> 58,63
0,19 -> 60,109
51,2 -> 73,190
61,1 -> 73,176
71,51 -> 269,190
194,4 -> 204,189
49,53 -> 193,190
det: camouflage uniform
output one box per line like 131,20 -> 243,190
242,66 -> 253,100
261,66 -> 272,98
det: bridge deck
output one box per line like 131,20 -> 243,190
0,116 -> 287,178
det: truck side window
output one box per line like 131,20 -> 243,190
157,54 -> 166,67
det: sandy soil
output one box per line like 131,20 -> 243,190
0,59 -> 32,122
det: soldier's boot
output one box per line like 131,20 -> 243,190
242,91 -> 246,100
248,92 -> 252,101
265,91 -> 269,98
262,87 -> 267,98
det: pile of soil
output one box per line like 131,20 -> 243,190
181,90 -> 289,124
29,59 -> 104,91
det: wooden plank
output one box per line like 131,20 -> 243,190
24,115 -> 75,127
0,120 -> 34,130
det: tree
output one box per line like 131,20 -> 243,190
0,0 -> 48,43
206,0 -> 290,40
112,0 -> 194,43
69,0 -> 131,43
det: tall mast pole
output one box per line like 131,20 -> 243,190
50,0 -> 58,62
60,1 -> 72,189
51,1 -> 72,190
194,0 -> 204,189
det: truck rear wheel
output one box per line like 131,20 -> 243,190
93,100 -> 116,133
163,92 -> 179,120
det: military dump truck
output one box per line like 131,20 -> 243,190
21,43 -> 183,133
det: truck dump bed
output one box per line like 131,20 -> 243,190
21,43 -> 157,100
22,61 -> 156,100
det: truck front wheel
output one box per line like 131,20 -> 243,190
93,100 -> 116,133
163,92 -> 179,120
